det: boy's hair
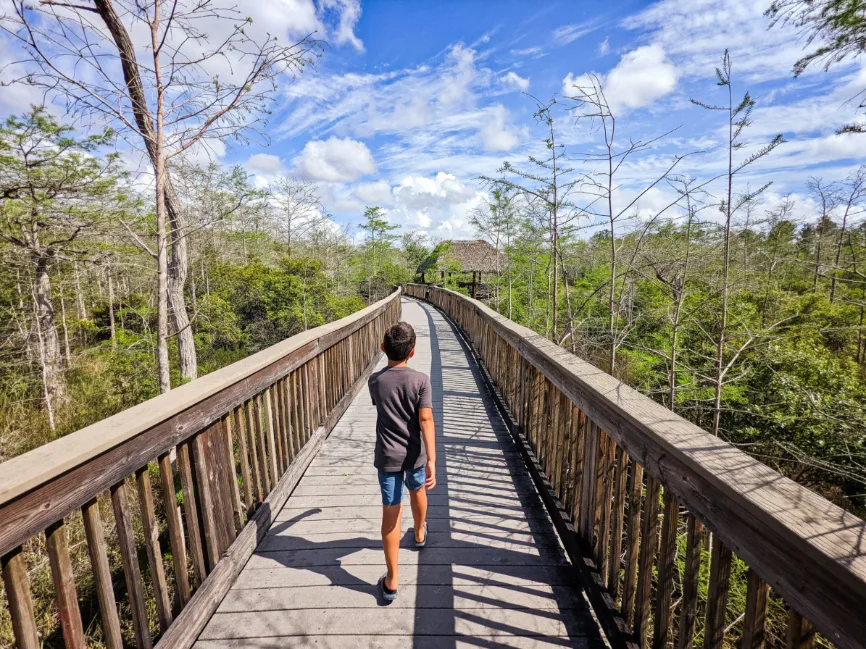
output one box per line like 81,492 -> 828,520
383,322 -> 416,361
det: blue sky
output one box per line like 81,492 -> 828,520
3,0 -> 864,240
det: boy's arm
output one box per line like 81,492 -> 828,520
419,407 -> 436,490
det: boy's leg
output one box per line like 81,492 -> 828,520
407,465 -> 428,543
378,470 -> 404,590
381,504 -> 402,589
409,487 -> 427,542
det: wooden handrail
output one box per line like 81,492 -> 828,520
1,288 -> 401,649
405,283 -> 866,649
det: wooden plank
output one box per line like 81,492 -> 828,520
743,568 -> 769,649
152,350 -> 384,649
111,480 -> 152,649
0,290 -> 400,513
597,434 -> 615,575
222,415 -> 245,533
676,514 -> 702,649
232,407 -> 253,511
405,286 -> 866,649
192,430 -> 222,571
787,610 -> 816,649
633,475 -> 660,647
136,466 -> 174,632
177,441 -> 207,585
253,395 -> 272,495
1,547 -> 39,649
264,388 -> 280,485
158,452 -> 192,607
607,446 -> 627,598
82,499 -> 124,649
578,419 -> 600,544
652,489 -> 679,649
244,399 -> 263,503
704,534 -> 733,649
45,520 -> 86,649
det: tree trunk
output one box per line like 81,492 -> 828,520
59,291 -> 72,365
167,180 -> 197,383
107,267 -> 117,350
32,261 -> 65,426
74,262 -> 87,320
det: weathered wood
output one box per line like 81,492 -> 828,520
177,441 -> 207,585
742,568 -> 769,649
704,534 -> 733,649
597,434 -> 615,576
157,452 -> 192,607
222,415 -> 245,533
1,547 -> 39,649
252,395 -> 272,495
152,349 -> 385,649
111,480 -> 152,649
232,407 -> 253,510
676,514 -> 703,649
633,474 -> 659,647
264,388 -> 280,485
45,521 -> 86,649
787,610 -> 817,649
136,466 -> 174,631
652,489 -> 679,649
578,420 -> 600,544
192,430 -> 222,571
607,446 -> 627,599
82,499 -> 124,649
244,399 -> 263,503
406,285 -> 866,649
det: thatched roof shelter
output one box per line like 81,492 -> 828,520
417,239 -> 505,276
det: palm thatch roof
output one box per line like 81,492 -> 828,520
417,239 -> 505,275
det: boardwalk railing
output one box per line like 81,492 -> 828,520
0,289 -> 400,649
405,284 -> 866,649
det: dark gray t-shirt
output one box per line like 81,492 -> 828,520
368,366 -> 432,472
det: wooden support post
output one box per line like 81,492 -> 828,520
136,466 -> 173,632
111,480 -> 152,649
45,521 -> 86,649
743,568 -> 769,649
676,514 -> 703,649
157,452 -> 192,607
652,489 -> 679,649
82,499 -> 124,649
704,534 -> 733,649
1,547 -> 40,649
177,441 -> 207,585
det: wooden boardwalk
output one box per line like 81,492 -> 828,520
194,298 -> 606,648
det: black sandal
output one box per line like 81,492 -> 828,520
379,574 -> 398,602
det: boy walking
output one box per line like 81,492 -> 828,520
368,322 -> 436,602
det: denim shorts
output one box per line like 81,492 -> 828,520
378,465 -> 426,506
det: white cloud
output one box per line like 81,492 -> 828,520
622,0 -> 823,84
553,21 -> 599,46
563,44 -> 678,113
295,137 -> 377,182
354,179 -> 394,205
384,172 -> 485,236
598,37 -> 610,56
479,105 -> 519,152
245,153 -> 286,176
318,0 -> 364,52
501,71 -> 530,92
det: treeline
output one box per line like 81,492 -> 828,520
0,109 -> 420,463
456,55 -> 866,515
